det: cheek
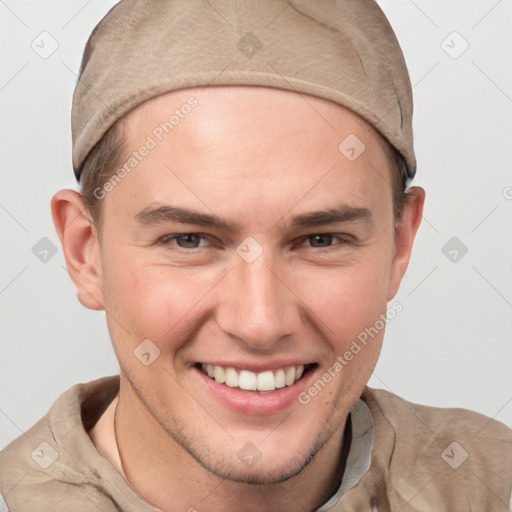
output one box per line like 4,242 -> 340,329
293,261 -> 390,398
101,253 -> 218,349
292,253 -> 393,344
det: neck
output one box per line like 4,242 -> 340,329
114,379 -> 349,512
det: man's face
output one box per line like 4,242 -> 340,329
95,86 -> 407,483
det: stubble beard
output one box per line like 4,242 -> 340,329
119,365 -> 347,486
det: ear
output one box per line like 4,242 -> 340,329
51,190 -> 105,311
387,187 -> 425,300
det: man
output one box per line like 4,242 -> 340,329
1,0 -> 510,511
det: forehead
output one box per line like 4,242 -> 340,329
121,85 -> 388,154
108,86 -> 393,223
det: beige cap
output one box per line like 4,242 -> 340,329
72,0 -> 416,180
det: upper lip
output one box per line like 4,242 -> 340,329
195,360 -> 315,372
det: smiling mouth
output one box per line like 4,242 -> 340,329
197,363 -> 316,393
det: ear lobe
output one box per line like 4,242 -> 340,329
51,190 -> 105,311
387,187 -> 425,300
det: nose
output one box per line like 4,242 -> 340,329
215,251 -> 300,351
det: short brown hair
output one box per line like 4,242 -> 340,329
384,141 -> 409,221
79,121 -> 125,230
79,121 -> 409,230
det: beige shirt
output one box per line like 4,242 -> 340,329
1,375 -> 511,511
88,391 -> 375,511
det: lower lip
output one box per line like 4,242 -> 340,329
193,366 -> 315,415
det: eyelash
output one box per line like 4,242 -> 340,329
158,234 -> 212,250
157,233 -> 354,251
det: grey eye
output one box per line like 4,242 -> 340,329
175,234 -> 202,248
308,234 -> 334,247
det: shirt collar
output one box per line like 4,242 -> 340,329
92,391 -> 374,511
316,398 -> 374,510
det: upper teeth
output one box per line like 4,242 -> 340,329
201,364 -> 305,392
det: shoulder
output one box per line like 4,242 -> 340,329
0,376 -> 120,512
364,386 -> 512,443
362,387 -> 512,509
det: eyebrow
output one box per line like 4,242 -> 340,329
133,204 -> 372,232
134,205 -> 241,232
288,206 -> 372,229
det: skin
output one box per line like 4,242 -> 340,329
52,86 -> 424,512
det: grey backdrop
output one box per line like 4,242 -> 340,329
1,0 -> 511,450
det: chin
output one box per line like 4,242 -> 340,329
182,425 -> 333,486
200,449 -> 317,486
